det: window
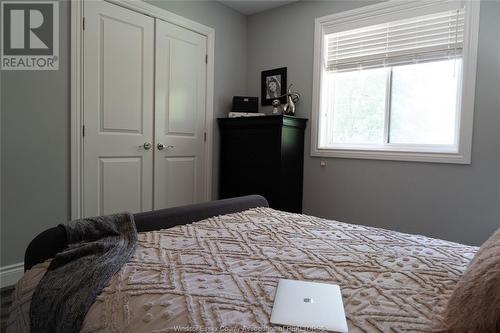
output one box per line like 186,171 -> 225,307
312,1 -> 480,163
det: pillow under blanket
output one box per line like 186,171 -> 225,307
442,228 -> 500,333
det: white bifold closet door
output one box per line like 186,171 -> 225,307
154,20 -> 207,210
82,1 -> 208,217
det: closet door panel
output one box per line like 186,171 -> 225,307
154,20 -> 207,209
83,0 -> 154,217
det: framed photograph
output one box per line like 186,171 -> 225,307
261,67 -> 287,106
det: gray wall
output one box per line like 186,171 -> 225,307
1,0 -> 71,268
247,0 -> 500,245
0,0 -> 247,267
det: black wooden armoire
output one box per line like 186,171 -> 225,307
218,115 -> 307,213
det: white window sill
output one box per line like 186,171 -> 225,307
311,146 -> 471,164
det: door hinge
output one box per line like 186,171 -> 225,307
82,125 -> 85,137
205,54 -> 208,64
82,17 -> 85,30
204,132 -> 207,142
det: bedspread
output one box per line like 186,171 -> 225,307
8,208 -> 478,333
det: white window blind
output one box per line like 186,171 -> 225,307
325,7 -> 465,72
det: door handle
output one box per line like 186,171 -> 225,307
157,143 -> 174,151
143,142 -> 152,150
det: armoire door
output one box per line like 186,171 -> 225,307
154,20 -> 208,209
83,1 -> 154,217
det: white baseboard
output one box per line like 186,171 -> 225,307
0,262 -> 24,288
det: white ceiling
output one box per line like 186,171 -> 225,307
218,1 -> 300,15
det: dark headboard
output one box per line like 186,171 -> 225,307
24,195 -> 268,271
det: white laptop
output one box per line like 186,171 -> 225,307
270,279 -> 348,333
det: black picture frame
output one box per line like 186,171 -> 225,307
261,67 -> 287,106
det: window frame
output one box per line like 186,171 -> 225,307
311,0 -> 480,164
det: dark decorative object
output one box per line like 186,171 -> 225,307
218,115 -> 308,213
261,67 -> 287,105
231,96 -> 259,113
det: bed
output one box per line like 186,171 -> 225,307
7,195 -> 478,332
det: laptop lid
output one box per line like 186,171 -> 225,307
270,279 -> 348,333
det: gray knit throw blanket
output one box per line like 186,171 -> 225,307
30,213 -> 137,333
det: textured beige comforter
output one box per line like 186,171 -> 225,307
8,208 -> 477,332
